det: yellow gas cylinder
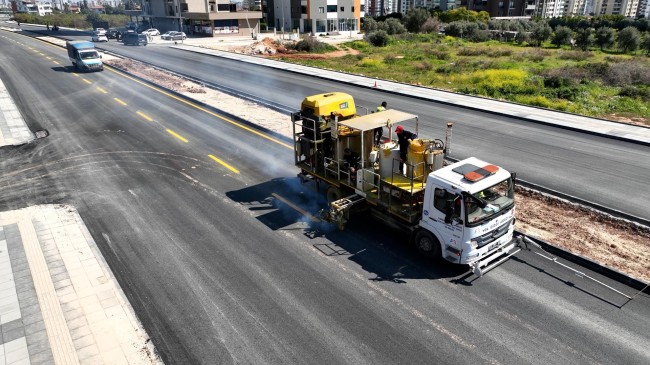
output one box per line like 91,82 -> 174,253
407,139 -> 426,180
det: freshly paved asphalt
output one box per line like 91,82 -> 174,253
0,24 -> 649,365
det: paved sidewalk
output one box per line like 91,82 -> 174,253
0,78 -> 33,146
172,44 -> 650,146
0,205 -> 161,365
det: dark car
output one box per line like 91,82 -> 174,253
106,29 -> 120,39
122,33 -> 148,46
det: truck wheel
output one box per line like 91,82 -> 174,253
326,186 -> 343,204
414,230 -> 441,260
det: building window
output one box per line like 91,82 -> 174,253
498,1 -> 504,8
327,5 -> 336,12
340,6 -> 344,11
351,6 -> 354,11
302,6 -> 307,14
318,6 -> 324,13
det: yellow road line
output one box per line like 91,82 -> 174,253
53,61 -> 60,65
271,193 -> 321,223
96,87 -> 107,94
208,154 -> 239,174
46,56 -> 52,60
72,73 -> 80,77
105,67 -> 292,150
82,79 -> 92,85
166,129 -> 188,143
136,111 -> 153,122
114,98 -> 127,106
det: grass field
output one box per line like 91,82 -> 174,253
278,34 -> 650,125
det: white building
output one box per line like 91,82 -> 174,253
16,0 -> 53,15
593,0 -> 639,16
535,0 -> 566,17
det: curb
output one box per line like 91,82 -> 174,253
515,232 -> 650,294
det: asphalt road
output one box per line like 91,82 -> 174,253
64,30 -> 650,221
1,29 -> 649,365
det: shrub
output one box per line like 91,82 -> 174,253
619,86 -> 650,100
604,61 -> 650,86
358,58 -> 384,68
470,30 -> 491,42
414,62 -> 433,71
426,49 -> 450,60
367,30 -> 390,47
293,37 -> 337,53
557,50 -> 593,61
515,95 -> 554,108
522,49 -> 550,62
462,69 -> 530,96
421,17 -> 441,34
541,67 -> 590,85
348,41 -> 369,51
384,54 -> 398,64
457,47 -> 489,56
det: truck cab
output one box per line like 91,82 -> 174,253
65,41 -> 103,72
418,157 -> 517,274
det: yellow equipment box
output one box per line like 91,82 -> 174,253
301,92 -> 356,119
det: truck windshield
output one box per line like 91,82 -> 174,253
465,178 -> 514,225
80,51 -> 99,60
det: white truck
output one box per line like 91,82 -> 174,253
65,41 -> 103,72
292,92 -> 520,275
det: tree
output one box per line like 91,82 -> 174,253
595,26 -> 615,50
85,11 -> 101,27
384,18 -> 406,35
642,33 -> 650,55
403,8 -> 430,33
530,22 -> 552,46
362,17 -> 378,33
420,17 -> 441,34
551,25 -> 573,47
515,31 -> 530,45
574,27 -> 594,51
617,26 -> 641,53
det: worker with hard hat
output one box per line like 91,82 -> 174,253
395,125 -> 417,173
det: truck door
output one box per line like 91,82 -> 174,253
422,187 -> 463,253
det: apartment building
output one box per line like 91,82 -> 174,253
141,0 -> 262,37
265,0 -> 364,35
593,0 -> 639,16
15,0 -> 53,15
462,0 -> 534,17
563,0 -> 588,15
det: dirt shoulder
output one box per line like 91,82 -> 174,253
104,57 -> 650,284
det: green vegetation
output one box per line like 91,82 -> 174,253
280,34 -> 650,122
13,13 -> 129,29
